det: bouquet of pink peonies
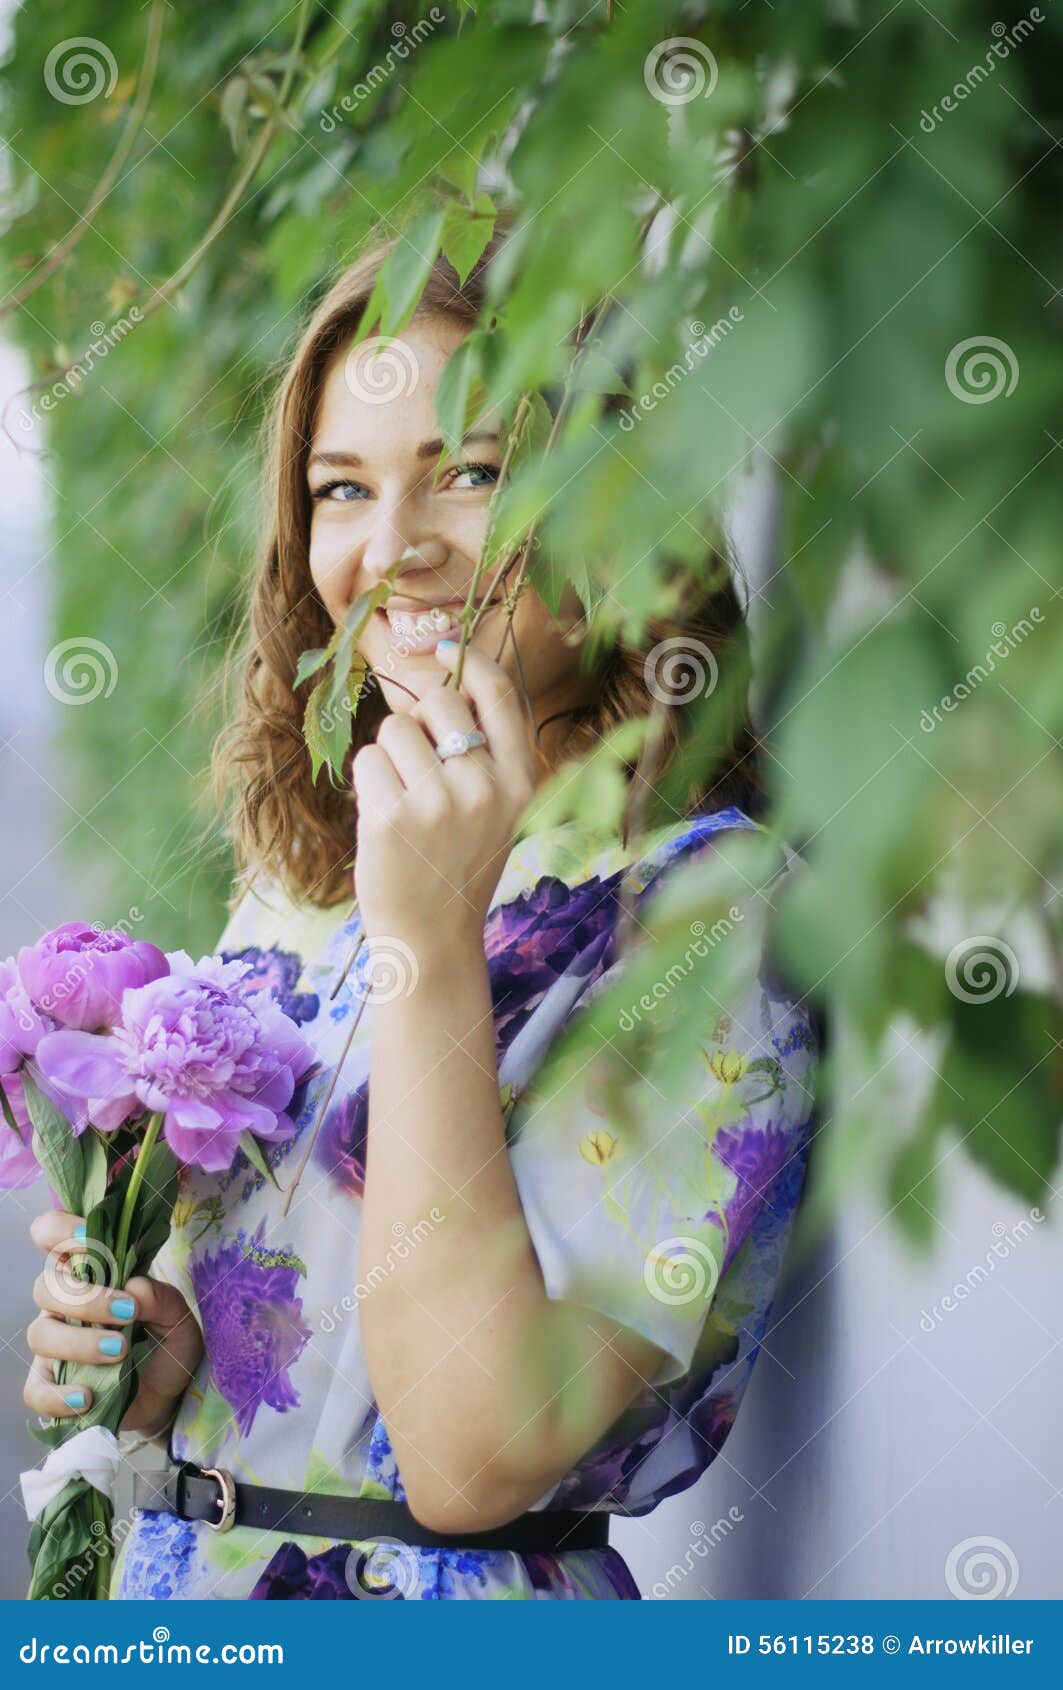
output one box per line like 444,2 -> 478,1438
0,923 -> 315,1600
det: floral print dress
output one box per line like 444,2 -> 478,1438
114,805 -> 818,1601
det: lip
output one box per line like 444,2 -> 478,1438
384,596 -> 468,614
377,597 -> 500,656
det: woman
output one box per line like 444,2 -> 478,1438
24,232 -> 819,1600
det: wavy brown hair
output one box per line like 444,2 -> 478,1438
213,227 -> 762,912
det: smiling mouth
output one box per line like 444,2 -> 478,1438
380,599 -> 499,654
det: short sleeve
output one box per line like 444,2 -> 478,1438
505,819 -> 819,1391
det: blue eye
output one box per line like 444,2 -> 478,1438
312,479 -> 369,502
449,462 -> 500,490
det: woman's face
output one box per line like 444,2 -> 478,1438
307,312 -> 591,747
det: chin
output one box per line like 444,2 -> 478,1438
362,642 -> 440,713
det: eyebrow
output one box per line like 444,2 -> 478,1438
308,430 -> 500,471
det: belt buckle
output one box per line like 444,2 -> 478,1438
200,1466 -> 237,1533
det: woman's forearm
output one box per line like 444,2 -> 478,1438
357,924 -> 572,1528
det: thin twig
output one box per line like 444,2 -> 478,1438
1,0 -> 166,318
282,976 -> 369,1216
115,0 -> 315,331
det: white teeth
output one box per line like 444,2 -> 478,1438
387,607 -> 457,637
385,606 -> 459,645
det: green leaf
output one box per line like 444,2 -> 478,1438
377,207 -> 447,338
0,1077 -> 20,1135
294,646 -> 331,689
22,1074 -> 83,1214
437,151 -> 478,199
239,1130 -> 281,1190
435,330 -> 487,461
80,1132 -> 109,1217
478,391 -> 554,579
441,195 -> 496,286
220,75 -> 249,153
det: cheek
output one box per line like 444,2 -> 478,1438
507,593 -> 579,686
444,501 -> 491,564
308,517 -> 354,609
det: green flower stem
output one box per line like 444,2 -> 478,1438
113,1111 -> 163,1282
92,1490 -> 112,1600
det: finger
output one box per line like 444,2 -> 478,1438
373,713 -> 449,799
121,1274 -> 194,1336
30,1211 -> 86,1256
33,1266 -> 139,1329
23,1355 -> 93,1419
351,742 -> 405,823
433,643 -> 534,780
412,685 -> 494,776
27,1312 -> 128,1368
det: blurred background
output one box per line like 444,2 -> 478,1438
1,0 -> 1060,1600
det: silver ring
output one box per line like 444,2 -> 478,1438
436,728 -> 487,761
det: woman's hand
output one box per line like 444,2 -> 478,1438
24,1209 -> 203,1437
352,643 -> 536,948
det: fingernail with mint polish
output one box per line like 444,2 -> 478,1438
437,639 -> 456,650
64,1390 -> 86,1411
98,1334 -> 123,1358
109,1295 -> 136,1322
72,1225 -> 86,1242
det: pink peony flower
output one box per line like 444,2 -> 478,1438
0,955 -> 52,1072
17,923 -> 169,1033
0,1073 -> 42,1189
35,952 -> 314,1171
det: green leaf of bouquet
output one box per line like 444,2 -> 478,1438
0,1078 -> 19,1134
239,1130 -> 281,1190
81,1132 -> 109,1217
129,1153 -> 181,1278
22,1074 -> 83,1214
27,1480 -> 102,1600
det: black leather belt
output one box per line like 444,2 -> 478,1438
132,1461 -> 609,1554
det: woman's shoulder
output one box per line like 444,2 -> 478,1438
212,864 -> 350,965
497,803 -> 763,901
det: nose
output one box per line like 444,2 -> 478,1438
360,493 -> 449,587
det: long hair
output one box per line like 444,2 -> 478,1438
213,226 -> 762,911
